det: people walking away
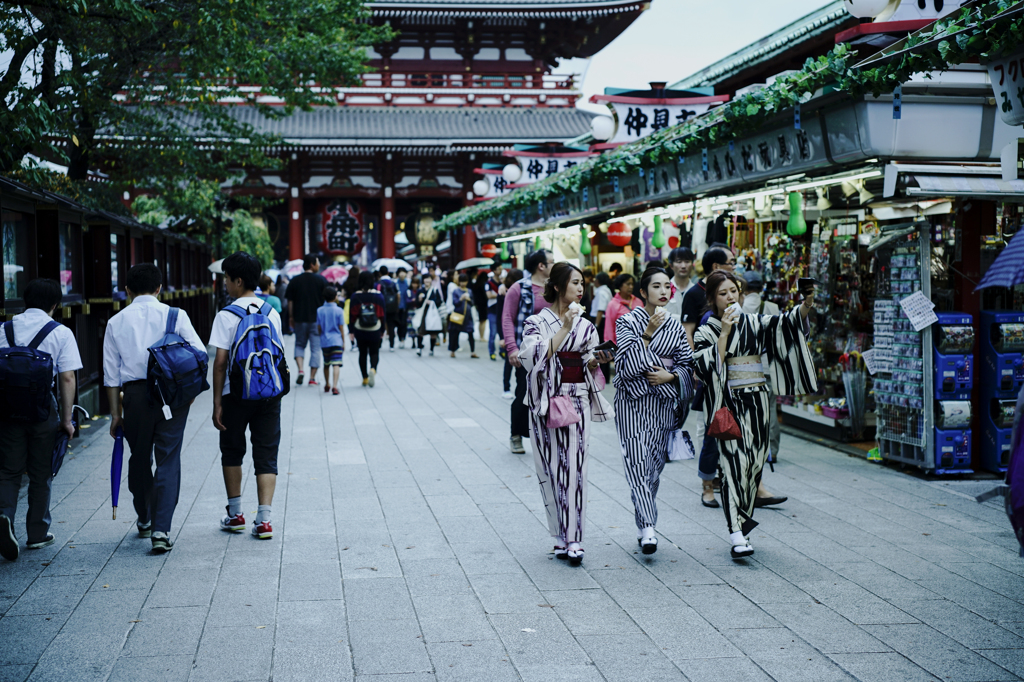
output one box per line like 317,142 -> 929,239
342,266 -> 361,351
350,271 -> 386,386
499,268 -> 522,399
501,249 -> 554,454
286,254 -> 328,386
413,273 -> 444,356
0,279 -> 82,562
664,247 -> 695,319
211,252 -> 288,541
257,274 -> 283,315
613,266 -> 695,554
103,264 -> 207,553
405,274 -> 422,350
692,271 -> 816,559
472,270 -> 489,343
378,266 -> 402,352
276,275 -> 292,335
519,263 -> 613,566
741,270 -> 787,508
448,274 -> 479,358
317,286 -> 346,395
484,262 -> 504,361
580,267 -> 595,321
680,245 -> 736,508
603,273 -> 642,345
395,267 -> 410,349
590,271 -> 613,382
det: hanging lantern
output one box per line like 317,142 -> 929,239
534,234 -> 542,251
579,225 -> 591,255
651,215 -> 666,249
500,241 -> 510,260
472,178 -> 490,196
607,221 -> 631,247
480,243 -> 500,259
786,192 -> 808,237
502,164 -> 522,184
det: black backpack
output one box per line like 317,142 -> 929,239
358,302 -> 379,329
0,320 -> 61,423
380,280 -> 399,315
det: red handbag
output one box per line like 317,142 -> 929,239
707,406 -> 741,440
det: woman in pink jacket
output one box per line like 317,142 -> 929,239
603,273 -> 642,345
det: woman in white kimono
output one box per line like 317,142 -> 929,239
520,263 -> 613,566
693,271 -> 817,559
613,266 -> 695,554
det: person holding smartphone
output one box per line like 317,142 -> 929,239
692,271 -> 817,560
612,266 -> 695,554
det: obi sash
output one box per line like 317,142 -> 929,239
726,354 -> 765,388
558,352 -> 585,383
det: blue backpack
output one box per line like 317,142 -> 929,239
147,308 -> 210,411
224,302 -> 290,400
0,320 -> 60,423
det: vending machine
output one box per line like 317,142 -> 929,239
979,311 -> 1024,472
932,313 -> 974,474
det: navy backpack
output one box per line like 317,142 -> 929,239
224,302 -> 290,400
0,320 -> 61,423
147,308 -> 210,411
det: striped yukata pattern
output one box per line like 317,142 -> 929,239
693,308 -> 816,535
613,308 -> 695,532
520,309 -> 612,544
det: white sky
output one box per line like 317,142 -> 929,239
559,0 -> 835,114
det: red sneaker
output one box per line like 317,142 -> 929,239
220,509 -> 246,533
308,379 -> 319,386
251,520 -> 273,540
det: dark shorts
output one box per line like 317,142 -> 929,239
219,394 -> 282,475
322,346 -> 344,366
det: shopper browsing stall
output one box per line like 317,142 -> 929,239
693,271 -> 816,559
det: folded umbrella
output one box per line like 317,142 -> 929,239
111,425 -> 124,520
51,405 -> 89,479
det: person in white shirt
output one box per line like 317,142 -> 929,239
664,246 -> 696,319
210,252 -> 284,540
104,264 -> 206,553
741,270 -> 787,508
589,271 -> 614,382
0,279 -> 82,562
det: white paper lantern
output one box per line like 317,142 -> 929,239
591,116 -> 615,142
502,164 -> 522,183
472,178 -> 490,196
843,0 -> 892,18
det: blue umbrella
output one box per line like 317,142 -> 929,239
976,229 -> 1024,290
111,426 -> 124,520
51,420 -> 76,479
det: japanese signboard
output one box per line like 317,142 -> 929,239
321,200 -> 364,256
597,99 -> 725,145
986,46 -> 1024,127
516,156 -> 585,183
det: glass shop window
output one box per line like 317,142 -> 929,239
2,210 -> 31,301
58,222 -> 82,296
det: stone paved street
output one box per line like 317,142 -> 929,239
1,338 -> 1023,682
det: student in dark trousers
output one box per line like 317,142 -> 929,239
286,254 -> 328,386
0,279 -> 81,562
350,271 -> 386,387
211,252 -> 284,540
104,264 -> 205,552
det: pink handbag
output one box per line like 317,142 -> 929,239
547,395 -> 581,428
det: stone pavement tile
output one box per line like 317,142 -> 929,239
107,654 -> 193,682
348,618 -> 431,676
465,484 -> 522,507
206,585 -> 277,628
418,612 -> 499,644
468,572 -> 547,615
708,564 -> 810,604
864,623 -> 1021,682
894,598 -> 1024,650
122,606 -> 207,657
0,614 -> 68,665
799,578 -> 918,625
39,542 -> 115,578
629,605 -> 742,661
513,552 -> 599,592
193,625 -> 274,681
540,589 -> 642,636
760,602 -> 892,654
669,583 -> 779,630
980,650 -> 1024,679
771,531 -> 870,569
68,517 -> 132,545
900,566 -> 1024,622
827,652 -> 941,682
449,542 -> 519,576
353,675 -> 435,682
829,561 -> 942,603
576,634 -> 685,681
345,577 -> 415,622
722,627 -> 857,682
274,603 -> 352,682
997,621 -> 1024,637
436,515 -> 500,544
673,656 -> 773,681
936,561 -> 1024,602
428,640 -> 518,682
488,611 -> 590,666
7,575 -> 93,616
590,566 -> 675,606
340,544 -> 403,580
279,561 -> 342,601
516,664 -> 604,682
333,496 -> 385,522
0,665 -> 31,682
630,543 -> 726,587
281,537 -> 340,564
145,567 -> 218,608
90,555 -> 165,592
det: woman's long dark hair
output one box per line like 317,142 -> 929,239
543,262 -> 583,304
357,270 -> 376,291
636,266 -> 669,304
703,270 -> 742,316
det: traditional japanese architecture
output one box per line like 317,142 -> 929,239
225,0 -> 650,265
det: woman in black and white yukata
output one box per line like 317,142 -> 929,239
613,266 -> 695,554
693,271 -> 817,559
519,263 -> 613,566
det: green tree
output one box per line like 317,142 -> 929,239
1,0 -> 391,214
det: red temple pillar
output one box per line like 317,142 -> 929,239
381,189 -> 395,258
460,194 -> 477,260
288,191 -> 303,260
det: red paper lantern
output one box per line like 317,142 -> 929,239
668,235 -> 680,249
607,222 -> 632,247
480,243 -> 499,259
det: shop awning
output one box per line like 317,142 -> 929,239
906,174 -> 1024,199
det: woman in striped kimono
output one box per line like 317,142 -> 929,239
613,267 -> 695,554
693,271 -> 816,559
520,263 -> 613,566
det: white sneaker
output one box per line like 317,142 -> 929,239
400,340 -> 406,349
389,346 -> 395,353
502,390 -> 513,399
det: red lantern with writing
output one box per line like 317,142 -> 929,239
607,222 -> 632,247
480,243 -> 499,259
